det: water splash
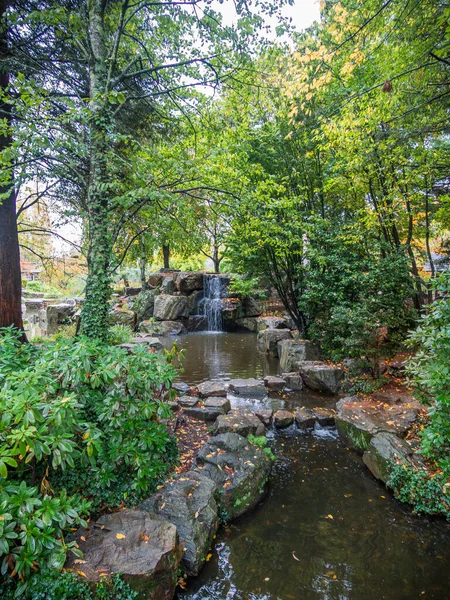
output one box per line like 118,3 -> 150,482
199,275 -> 227,332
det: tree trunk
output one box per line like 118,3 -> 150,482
0,0 -> 25,338
140,233 -> 147,290
162,244 -> 170,269
213,245 -> 220,274
79,0 -> 112,340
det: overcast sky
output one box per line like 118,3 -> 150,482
52,0 -> 320,256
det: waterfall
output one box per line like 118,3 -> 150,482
199,275 -> 226,332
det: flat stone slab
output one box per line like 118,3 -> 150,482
139,320 -> 186,336
178,396 -> 199,408
255,409 -> 273,426
131,336 -> 163,351
204,397 -> 231,414
184,406 -> 222,421
295,407 -> 316,430
194,433 -> 272,520
67,510 -> 181,600
264,375 -> 286,392
172,382 -> 191,395
228,378 -> 266,396
299,362 -> 344,395
312,407 -> 336,426
278,340 -> 321,372
274,410 -> 294,428
197,380 -> 228,398
214,411 -> 265,437
140,471 -> 218,576
335,396 -> 419,453
282,372 -> 303,391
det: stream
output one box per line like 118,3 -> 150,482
165,332 -> 450,600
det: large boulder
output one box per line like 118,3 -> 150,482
228,378 -> 266,396
256,316 -> 293,331
160,276 -> 176,295
235,317 -> 258,332
282,372 -> 303,391
109,307 -> 136,330
187,290 -> 203,315
194,433 -> 272,520
154,295 -> 189,321
47,303 -> 76,335
362,432 -> 422,484
298,362 -> 343,394
197,380 -> 228,398
274,410 -> 294,428
241,297 -> 262,318
295,407 -> 316,430
335,396 -> 419,453
174,272 -> 204,293
264,375 -> 286,392
140,471 -> 218,576
278,340 -> 321,372
257,328 -> 292,357
184,397 -> 231,421
148,273 -> 164,288
139,320 -> 186,336
133,290 -> 156,324
214,410 -> 265,437
67,510 -> 181,600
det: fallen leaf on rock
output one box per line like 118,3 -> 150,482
292,552 -> 300,561
116,533 -> 126,540
77,571 -> 87,578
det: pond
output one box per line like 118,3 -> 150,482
169,332 -> 450,600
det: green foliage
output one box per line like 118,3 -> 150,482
108,325 -> 134,346
0,570 -> 137,600
228,275 -> 264,299
347,375 -> 389,395
407,273 -> 450,477
25,281 -> 63,298
0,327 -> 179,588
387,463 -> 450,520
248,434 -> 275,460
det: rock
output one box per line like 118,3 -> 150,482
205,397 -> 231,414
256,316 -> 292,331
222,299 -> 241,331
214,411 -> 265,437
132,335 -> 163,351
68,510 -> 181,600
282,372 -> 303,391
178,396 -> 199,408
184,399 -> 229,421
167,401 -> 179,412
255,409 -> 273,426
242,297 -> 261,317
264,375 -> 286,392
133,290 -> 155,323
257,328 -> 292,357
187,290 -> 203,315
46,303 -> 76,335
335,396 -> 419,453
174,272 -> 204,293
197,380 -> 228,398
172,382 -> 191,395
312,407 -> 336,426
125,286 -> 142,296
278,340 -> 321,372
235,317 -> 258,332
154,295 -> 189,321
139,320 -> 186,336
362,432 -> 422,484
274,410 -> 294,428
109,307 -> 136,330
295,408 -> 316,430
298,362 -> 344,394
228,378 -> 266,396
194,433 -> 272,520
387,358 -> 407,377
140,471 -> 218,576
160,276 -> 176,295
148,273 -> 164,288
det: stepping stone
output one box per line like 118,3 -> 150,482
263,375 -> 286,392
178,396 -> 199,408
282,372 -> 303,391
312,407 -> 336,426
172,382 -> 191,395
194,432 -> 272,520
204,397 -> 231,414
183,406 -> 222,421
295,407 -> 316,430
274,410 -> 294,429
197,380 -> 228,398
255,409 -> 273,427
214,411 -> 265,437
228,378 -> 266,396
132,336 -> 163,351
298,362 -> 344,394
140,471 -> 218,576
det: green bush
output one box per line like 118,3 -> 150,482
108,325 -> 134,346
0,328 -> 179,591
387,463 -> 450,520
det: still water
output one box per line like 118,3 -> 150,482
169,333 -> 450,600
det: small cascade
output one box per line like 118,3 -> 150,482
199,275 -> 227,332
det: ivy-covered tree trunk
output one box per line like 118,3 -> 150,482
0,0 -> 25,337
79,0 -> 112,340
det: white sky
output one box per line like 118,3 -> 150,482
52,0 -> 320,256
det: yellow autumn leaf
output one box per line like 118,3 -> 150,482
116,533 -> 126,540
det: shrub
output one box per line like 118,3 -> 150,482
108,325 -> 134,346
